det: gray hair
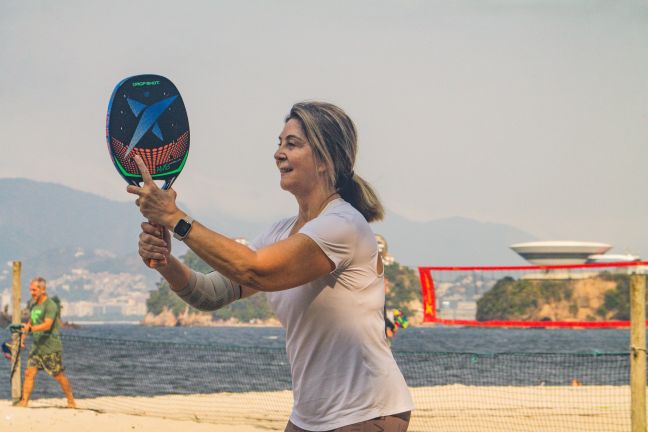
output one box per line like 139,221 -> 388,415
30,277 -> 46,289
286,101 -> 384,222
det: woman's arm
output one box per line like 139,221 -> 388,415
137,221 -> 262,311
137,221 -> 193,291
181,222 -> 334,292
129,156 -> 334,293
147,219 -> 333,293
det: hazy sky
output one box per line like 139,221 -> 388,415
2,1 -> 647,255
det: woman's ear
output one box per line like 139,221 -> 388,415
314,159 -> 328,175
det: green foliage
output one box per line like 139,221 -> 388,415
477,277 -> 532,321
568,303 -> 579,316
595,304 -> 608,318
563,287 -> 573,300
476,272 -> 647,322
182,251 -> 212,273
476,277 -> 574,321
146,281 -> 193,316
384,262 -> 421,317
147,253 -> 424,323
146,250 -> 275,322
211,293 -> 274,322
596,273 -> 633,320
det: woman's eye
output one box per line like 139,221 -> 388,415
277,140 -> 297,148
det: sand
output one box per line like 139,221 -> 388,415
0,385 -> 633,432
0,403 -> 269,432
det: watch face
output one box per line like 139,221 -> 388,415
174,219 -> 192,236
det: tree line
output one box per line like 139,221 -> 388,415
476,272 -> 643,321
146,250 -> 422,323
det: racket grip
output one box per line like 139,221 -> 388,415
148,221 -> 168,269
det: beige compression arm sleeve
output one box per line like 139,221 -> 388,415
174,270 -> 242,311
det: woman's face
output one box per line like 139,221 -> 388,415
275,119 -> 325,195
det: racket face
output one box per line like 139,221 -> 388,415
106,74 -> 190,189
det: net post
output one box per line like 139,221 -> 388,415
630,268 -> 646,432
11,261 -> 22,405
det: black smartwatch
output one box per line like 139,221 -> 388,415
172,216 -> 194,241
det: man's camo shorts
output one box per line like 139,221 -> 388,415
27,351 -> 65,376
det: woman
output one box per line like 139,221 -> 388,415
128,101 -> 414,431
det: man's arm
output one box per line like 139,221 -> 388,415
20,319 -> 32,347
29,318 -> 54,333
20,318 -> 54,348
21,319 -> 32,333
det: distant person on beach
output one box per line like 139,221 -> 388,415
383,274 -> 397,344
19,277 -> 76,408
385,306 -> 397,342
129,101 -> 413,431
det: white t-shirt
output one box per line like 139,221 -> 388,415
252,198 -> 413,431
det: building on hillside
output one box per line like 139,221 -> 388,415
510,241 -> 642,279
586,254 -> 641,263
510,241 -> 612,265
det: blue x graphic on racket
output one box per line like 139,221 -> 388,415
106,74 -> 190,189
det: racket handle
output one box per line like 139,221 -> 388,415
148,221 -> 168,269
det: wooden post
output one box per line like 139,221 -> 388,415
630,271 -> 647,432
10,261 -> 22,405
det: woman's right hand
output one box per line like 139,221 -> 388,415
139,222 -> 171,268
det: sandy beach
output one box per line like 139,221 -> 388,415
1,385 -> 632,432
0,403 -> 271,432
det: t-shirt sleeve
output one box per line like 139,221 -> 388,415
250,217 -> 295,251
44,301 -> 58,320
299,212 -> 356,271
249,232 -> 265,252
250,221 -> 280,251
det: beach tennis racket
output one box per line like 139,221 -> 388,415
4,325 -> 24,394
106,74 -> 190,189
9,338 -> 22,383
106,74 -> 190,266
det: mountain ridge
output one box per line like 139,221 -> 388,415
0,178 -> 536,282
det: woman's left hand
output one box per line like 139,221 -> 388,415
126,155 -> 181,228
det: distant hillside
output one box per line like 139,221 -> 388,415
373,211 -> 536,267
0,179 -> 146,284
199,209 -> 537,267
0,178 -> 141,262
0,178 -> 538,281
476,273 -> 639,322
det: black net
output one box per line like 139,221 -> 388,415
0,330 -> 633,431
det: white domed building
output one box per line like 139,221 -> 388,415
510,241 -> 643,279
510,241 -> 613,265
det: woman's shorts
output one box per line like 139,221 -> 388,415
285,411 -> 411,432
27,351 -> 65,376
